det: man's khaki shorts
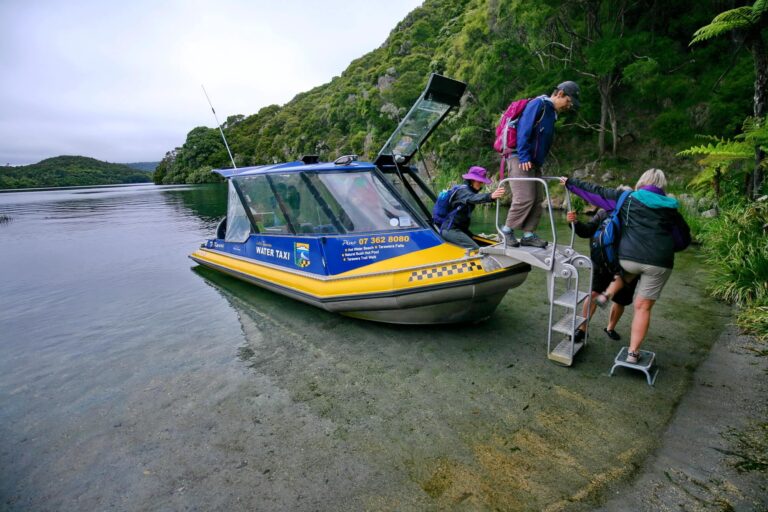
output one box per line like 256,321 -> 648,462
619,259 -> 672,301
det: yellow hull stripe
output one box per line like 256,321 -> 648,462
190,245 -> 510,299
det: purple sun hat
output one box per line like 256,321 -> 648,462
462,166 -> 492,184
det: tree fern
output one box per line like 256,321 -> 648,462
679,118 -> 767,193
690,6 -> 755,45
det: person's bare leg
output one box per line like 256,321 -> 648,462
606,303 -> 624,331
629,297 -> 655,353
579,291 -> 599,333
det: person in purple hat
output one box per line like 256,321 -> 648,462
439,166 -> 505,250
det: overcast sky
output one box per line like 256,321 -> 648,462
0,0 -> 424,166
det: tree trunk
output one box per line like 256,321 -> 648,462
599,96 -> 607,155
609,101 -> 618,155
597,74 -> 618,156
751,29 -> 768,198
598,75 -> 612,155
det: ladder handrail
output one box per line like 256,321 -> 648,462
495,176 -> 575,268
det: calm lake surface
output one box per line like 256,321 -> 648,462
0,183 -> 729,511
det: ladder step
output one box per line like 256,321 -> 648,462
551,315 -> 586,335
553,290 -> 589,308
548,338 -> 585,366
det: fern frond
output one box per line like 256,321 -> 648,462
688,167 -> 718,191
712,6 -> 756,23
694,134 -> 726,143
691,6 -> 754,45
677,141 -> 753,158
738,117 -> 768,146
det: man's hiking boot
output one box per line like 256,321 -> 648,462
504,233 -> 520,247
574,329 -> 586,344
520,234 -> 548,248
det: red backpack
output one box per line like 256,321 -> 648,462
493,98 -> 531,155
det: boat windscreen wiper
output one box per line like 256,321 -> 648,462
264,175 -> 297,234
299,173 -> 346,234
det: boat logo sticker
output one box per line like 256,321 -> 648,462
408,261 -> 482,282
294,242 -> 311,268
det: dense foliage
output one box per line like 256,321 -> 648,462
154,0 -> 754,188
0,156 -> 152,189
698,199 -> 768,340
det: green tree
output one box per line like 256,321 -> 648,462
691,0 -> 768,197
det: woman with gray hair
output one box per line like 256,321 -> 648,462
561,169 -> 691,364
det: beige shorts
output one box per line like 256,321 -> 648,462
619,259 -> 672,301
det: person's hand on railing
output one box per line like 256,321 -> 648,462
520,161 -> 533,171
559,176 -> 568,185
491,187 -> 505,199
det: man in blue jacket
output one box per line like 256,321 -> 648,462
501,81 -> 580,248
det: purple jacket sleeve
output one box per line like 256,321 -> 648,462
566,179 -> 618,212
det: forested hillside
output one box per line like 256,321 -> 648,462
125,161 -> 159,172
153,0 -> 754,189
0,156 -> 152,189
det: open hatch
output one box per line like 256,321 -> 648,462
374,74 -> 466,168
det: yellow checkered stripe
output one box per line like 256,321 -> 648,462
408,261 -> 483,282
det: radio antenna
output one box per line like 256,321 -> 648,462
201,84 -> 237,169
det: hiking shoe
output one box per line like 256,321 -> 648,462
574,329 -> 586,344
626,350 -> 640,364
504,233 -> 520,247
520,234 -> 548,248
603,328 -> 621,341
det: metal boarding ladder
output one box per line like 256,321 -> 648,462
479,177 -> 594,366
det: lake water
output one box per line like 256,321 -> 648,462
0,183 -> 729,511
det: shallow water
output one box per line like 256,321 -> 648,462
0,184 -> 729,511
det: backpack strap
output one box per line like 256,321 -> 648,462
612,190 -> 631,219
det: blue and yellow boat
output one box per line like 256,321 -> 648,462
190,75 -> 531,324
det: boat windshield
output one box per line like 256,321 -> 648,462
383,99 -> 450,159
233,171 -> 418,235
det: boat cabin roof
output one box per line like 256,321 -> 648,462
213,160 -> 376,179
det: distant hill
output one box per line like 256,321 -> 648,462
125,161 -> 159,172
0,156 -> 153,189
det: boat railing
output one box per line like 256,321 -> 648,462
494,176 -> 576,271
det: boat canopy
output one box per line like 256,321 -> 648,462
375,73 -> 466,167
224,168 -> 422,241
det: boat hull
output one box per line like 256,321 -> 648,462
190,248 -> 530,324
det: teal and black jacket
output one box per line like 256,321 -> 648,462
566,178 -> 691,269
